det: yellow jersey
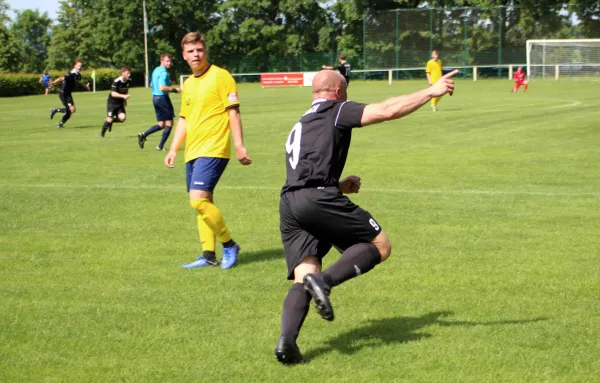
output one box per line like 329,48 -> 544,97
180,65 -> 240,162
426,59 -> 443,81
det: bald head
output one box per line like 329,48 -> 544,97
312,70 -> 347,101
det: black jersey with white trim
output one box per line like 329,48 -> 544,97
282,99 -> 366,194
107,76 -> 131,105
61,70 -> 81,93
336,62 -> 351,80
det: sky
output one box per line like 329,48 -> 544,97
6,0 -> 60,20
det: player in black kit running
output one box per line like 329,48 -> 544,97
275,69 -> 458,364
50,60 -> 90,128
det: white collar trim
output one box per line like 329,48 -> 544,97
312,98 -> 327,105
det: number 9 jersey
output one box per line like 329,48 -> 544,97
281,99 -> 367,194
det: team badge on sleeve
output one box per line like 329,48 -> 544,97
228,93 -> 239,103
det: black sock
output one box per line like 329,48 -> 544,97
322,243 -> 381,288
56,108 -> 67,113
158,125 -> 172,149
101,121 -> 110,135
61,112 -> 71,124
143,124 -> 162,137
203,251 -> 217,263
223,239 -> 236,248
280,283 -> 311,341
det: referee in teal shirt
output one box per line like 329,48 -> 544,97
138,53 -> 180,150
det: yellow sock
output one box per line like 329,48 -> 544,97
190,198 -> 232,243
432,97 -> 439,108
197,214 -> 216,252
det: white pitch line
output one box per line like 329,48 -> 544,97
546,100 -> 582,109
1,183 -> 598,197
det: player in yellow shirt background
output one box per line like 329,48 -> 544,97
426,49 -> 443,112
165,32 -> 252,269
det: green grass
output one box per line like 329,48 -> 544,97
1,79 -> 599,382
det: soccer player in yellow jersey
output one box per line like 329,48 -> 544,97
426,49 -> 443,112
165,32 -> 252,269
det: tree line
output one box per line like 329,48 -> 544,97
0,0 -> 597,75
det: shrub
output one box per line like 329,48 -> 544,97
0,68 -> 145,97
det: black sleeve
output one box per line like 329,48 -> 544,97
111,81 -> 118,92
334,101 -> 367,129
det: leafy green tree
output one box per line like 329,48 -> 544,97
0,0 -> 9,25
11,9 -> 53,72
0,26 -> 23,72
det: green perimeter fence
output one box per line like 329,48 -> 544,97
229,5 -> 588,82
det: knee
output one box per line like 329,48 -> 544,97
190,198 -> 209,214
293,256 -> 321,284
377,240 -> 392,262
372,231 -> 392,262
118,114 -> 126,122
69,107 -> 76,114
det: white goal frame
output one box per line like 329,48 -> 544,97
526,39 -> 600,80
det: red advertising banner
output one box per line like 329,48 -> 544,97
260,73 -> 304,87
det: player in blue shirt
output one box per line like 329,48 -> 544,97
138,53 -> 180,150
39,70 -> 51,96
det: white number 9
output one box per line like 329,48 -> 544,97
285,122 -> 302,170
369,218 -> 380,231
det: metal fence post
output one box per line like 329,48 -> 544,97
429,8 -> 433,53
395,10 -> 399,79
498,7 -> 503,78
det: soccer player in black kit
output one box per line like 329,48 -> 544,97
49,60 -> 90,128
101,66 -> 132,138
275,69 -> 458,364
322,54 -> 352,85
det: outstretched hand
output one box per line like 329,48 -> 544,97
431,70 -> 458,97
339,175 -> 361,194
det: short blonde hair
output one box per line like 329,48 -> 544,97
181,32 -> 206,49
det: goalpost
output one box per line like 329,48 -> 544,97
526,39 -> 600,80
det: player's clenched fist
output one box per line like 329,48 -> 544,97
431,69 -> 458,97
339,175 -> 361,194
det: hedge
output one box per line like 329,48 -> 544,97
0,68 -> 145,97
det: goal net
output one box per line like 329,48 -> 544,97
526,39 -> 600,80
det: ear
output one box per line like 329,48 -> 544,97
335,87 -> 342,99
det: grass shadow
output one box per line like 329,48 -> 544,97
304,311 -> 548,360
238,248 -> 283,265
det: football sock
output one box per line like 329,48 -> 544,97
280,283 -> 311,341
190,198 -> 232,243
223,239 -> 236,248
143,124 -> 162,137
56,108 -> 67,114
322,243 -> 381,288
432,97 -> 439,108
197,214 -> 216,253
202,250 -> 217,263
61,112 -> 71,124
158,125 -> 172,149
101,121 -> 111,135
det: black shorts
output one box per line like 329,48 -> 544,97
107,102 -> 126,118
279,186 -> 382,280
59,91 -> 74,108
153,95 -> 175,121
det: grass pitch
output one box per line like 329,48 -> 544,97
1,79 -> 599,382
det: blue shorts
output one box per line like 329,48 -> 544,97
186,157 -> 229,192
153,95 -> 175,122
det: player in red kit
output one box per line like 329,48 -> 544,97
512,66 -> 529,93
